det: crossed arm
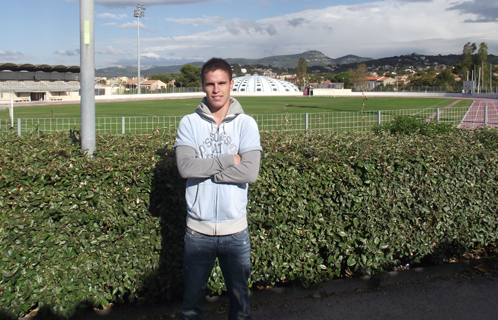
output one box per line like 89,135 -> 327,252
175,145 -> 261,184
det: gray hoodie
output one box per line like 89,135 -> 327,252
175,97 -> 262,236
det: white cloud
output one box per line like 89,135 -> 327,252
446,0 -> 498,23
97,13 -> 128,19
54,49 -> 80,56
0,50 -> 31,61
62,0 -> 222,9
60,0 -> 497,67
166,15 -> 278,36
118,21 -> 148,30
141,52 -> 161,59
150,0 -> 496,60
287,17 -> 310,27
223,19 -> 278,36
166,16 -> 225,27
96,46 -> 124,55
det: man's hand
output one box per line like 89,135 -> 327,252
233,154 -> 241,166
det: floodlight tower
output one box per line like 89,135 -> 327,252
134,4 -> 145,94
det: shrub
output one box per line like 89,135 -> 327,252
372,115 -> 455,136
1,127 -> 497,318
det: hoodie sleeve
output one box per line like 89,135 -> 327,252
211,114 -> 262,183
174,115 -> 235,179
212,150 -> 261,184
175,145 -> 235,179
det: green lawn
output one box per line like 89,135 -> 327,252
0,96 -> 474,134
0,96 -> 473,119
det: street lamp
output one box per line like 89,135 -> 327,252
134,4 -> 145,95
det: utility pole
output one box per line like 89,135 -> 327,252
80,0 -> 95,156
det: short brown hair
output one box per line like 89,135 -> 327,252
201,58 -> 232,85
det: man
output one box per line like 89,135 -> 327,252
174,57 -> 262,320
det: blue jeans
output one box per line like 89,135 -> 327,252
180,228 -> 252,320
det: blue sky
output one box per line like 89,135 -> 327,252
1,0 -> 497,69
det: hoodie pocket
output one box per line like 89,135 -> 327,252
217,183 -> 248,221
186,178 -> 216,221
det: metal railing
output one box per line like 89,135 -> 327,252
1,106 -> 483,136
351,85 -> 498,94
104,86 -> 204,95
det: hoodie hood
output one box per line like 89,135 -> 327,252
195,97 -> 244,124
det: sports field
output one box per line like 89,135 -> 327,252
0,96 -> 473,119
0,96 -> 475,134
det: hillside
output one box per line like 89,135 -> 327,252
95,50 -> 498,78
225,50 -> 371,69
95,51 -> 370,77
332,53 -> 498,73
95,62 -> 204,78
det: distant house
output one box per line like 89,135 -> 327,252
315,80 -> 344,89
285,75 -> 297,84
95,84 -> 120,96
124,79 -> 168,92
124,79 -> 139,90
356,76 -> 396,90
116,76 -> 129,84
141,79 -> 167,91
397,75 -> 409,84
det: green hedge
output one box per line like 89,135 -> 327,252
1,127 -> 497,318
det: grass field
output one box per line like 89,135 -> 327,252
0,96 -> 473,118
0,96 -> 474,134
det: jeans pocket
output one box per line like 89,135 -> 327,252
185,227 -> 204,239
231,228 -> 249,242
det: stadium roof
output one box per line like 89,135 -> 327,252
0,63 -> 80,73
232,74 -> 299,93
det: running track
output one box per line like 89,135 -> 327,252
458,99 -> 498,129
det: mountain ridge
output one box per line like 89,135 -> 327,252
95,50 -> 498,78
95,50 -> 370,77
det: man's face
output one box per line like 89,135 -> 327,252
202,69 -> 234,112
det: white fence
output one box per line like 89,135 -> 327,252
1,106 -> 485,136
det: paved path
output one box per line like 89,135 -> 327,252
69,257 -> 498,320
202,259 -> 498,320
459,99 -> 498,129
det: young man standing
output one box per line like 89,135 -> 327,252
174,57 -> 262,319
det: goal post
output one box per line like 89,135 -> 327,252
0,99 -> 14,127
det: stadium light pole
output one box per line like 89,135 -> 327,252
134,4 -> 145,95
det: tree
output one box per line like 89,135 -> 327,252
309,74 -> 322,84
296,58 -> 308,88
348,63 -> 368,91
416,70 -> 426,77
462,42 -> 476,73
476,42 -> 490,89
408,72 -> 435,87
329,72 -> 350,88
150,73 -> 172,85
435,68 -> 456,89
175,64 -> 201,88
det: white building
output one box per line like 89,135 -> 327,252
232,74 -> 300,93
